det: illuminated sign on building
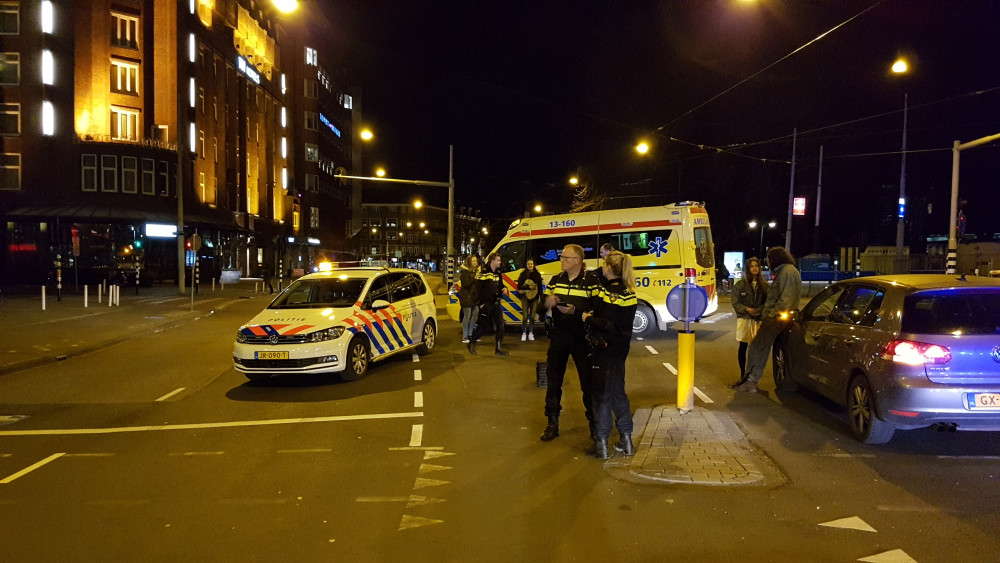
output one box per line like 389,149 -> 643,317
145,223 -> 178,238
793,197 -> 807,216
236,56 -> 261,85
319,113 -> 341,137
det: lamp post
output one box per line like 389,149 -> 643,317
749,220 -> 777,258
892,58 -> 909,274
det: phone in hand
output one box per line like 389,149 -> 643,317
556,303 -> 575,315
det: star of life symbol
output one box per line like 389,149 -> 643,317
648,236 -> 669,258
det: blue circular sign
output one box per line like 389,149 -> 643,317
666,283 -> 708,322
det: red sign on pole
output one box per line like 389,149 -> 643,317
793,197 -> 807,216
71,225 -> 81,257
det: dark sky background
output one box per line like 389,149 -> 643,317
320,0 -> 1000,257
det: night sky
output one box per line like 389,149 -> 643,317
321,0 -> 1000,257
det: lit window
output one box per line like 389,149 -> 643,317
0,3 -> 18,34
281,137 -> 287,158
281,167 -> 287,190
110,59 -> 139,95
280,107 -> 286,127
41,50 -> 53,84
305,47 -> 317,66
0,103 -> 19,135
343,94 -> 353,110
41,101 -> 53,135
40,1 -> 52,33
111,12 -> 138,49
0,52 -> 19,84
188,34 -> 195,63
0,153 -> 21,190
198,130 -> 205,158
304,143 -> 318,162
110,106 -> 139,140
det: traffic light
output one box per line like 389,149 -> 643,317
134,238 -> 143,250
185,237 -> 192,250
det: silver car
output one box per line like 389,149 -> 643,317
773,274 -> 1000,444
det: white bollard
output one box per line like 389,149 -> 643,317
212,278 -> 216,292
84,285 -> 88,308
98,282 -> 102,304
115,284 -> 120,306
109,285 -> 113,307
41,286 -> 46,311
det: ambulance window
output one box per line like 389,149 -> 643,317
604,230 -> 680,267
498,241 -> 526,272
532,235 -> 598,266
693,227 -> 714,268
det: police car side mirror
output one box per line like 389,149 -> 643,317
371,299 -> 391,310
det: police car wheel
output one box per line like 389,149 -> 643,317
418,320 -> 436,355
341,337 -> 370,381
632,304 -> 655,338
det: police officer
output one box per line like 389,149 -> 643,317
467,252 -> 509,356
539,244 -> 602,442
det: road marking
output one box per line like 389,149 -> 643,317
818,516 -> 876,532
875,504 -> 941,513
0,411 -> 425,436
423,450 -> 454,460
277,448 -> 333,453
418,463 -> 451,474
858,549 -> 917,563
813,453 -> 876,458
63,453 -> 114,457
356,496 -> 412,503
412,353 -> 420,362
662,362 -> 677,375
937,455 -> 1000,460
414,391 -> 424,408
645,345 -> 658,355
399,514 -> 443,530
413,369 -> 422,381
388,446 -> 443,451
409,424 -> 423,447
155,387 -> 186,402
693,387 -> 713,404
1,453 -> 65,484
169,451 -> 224,456
698,312 -> 732,324
413,477 -> 449,489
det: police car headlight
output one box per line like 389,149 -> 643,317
236,330 -> 248,344
308,327 -> 345,342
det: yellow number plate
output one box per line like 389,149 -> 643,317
255,351 -> 289,360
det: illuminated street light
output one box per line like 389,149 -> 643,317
749,220 -> 777,258
406,221 -> 413,228
891,58 -> 908,74
419,222 -> 426,228
533,204 -> 542,213
891,57 -> 911,273
636,142 -> 649,155
360,129 -> 374,141
375,168 -> 386,178
569,176 -> 579,186
413,199 -> 423,210
481,227 -> 488,234
272,0 -> 298,13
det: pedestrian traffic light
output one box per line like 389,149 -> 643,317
185,237 -> 192,250
134,239 -> 143,250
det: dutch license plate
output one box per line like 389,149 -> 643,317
255,351 -> 289,360
967,392 -> 1000,410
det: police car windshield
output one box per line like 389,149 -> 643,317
270,278 -> 368,309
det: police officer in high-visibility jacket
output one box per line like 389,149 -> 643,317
467,252 -> 510,356
539,244 -> 602,442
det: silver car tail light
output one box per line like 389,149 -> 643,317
882,339 -> 951,365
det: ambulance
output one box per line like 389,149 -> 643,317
448,202 -> 717,337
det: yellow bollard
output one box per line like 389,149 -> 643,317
677,330 -> 696,413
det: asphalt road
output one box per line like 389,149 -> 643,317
1,296 -> 998,562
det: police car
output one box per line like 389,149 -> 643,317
233,267 -> 437,382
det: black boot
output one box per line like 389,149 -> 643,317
540,416 -> 559,441
614,432 -> 635,457
587,437 -> 610,460
494,345 -> 509,356
467,340 -> 476,354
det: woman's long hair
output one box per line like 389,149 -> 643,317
743,257 -> 768,291
463,254 -> 479,270
604,251 -> 636,291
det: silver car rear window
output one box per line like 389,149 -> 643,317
901,290 -> 1000,335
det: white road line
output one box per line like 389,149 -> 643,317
413,369 -> 422,381
277,448 -> 333,453
356,496 -> 412,503
693,387 -> 713,404
169,451 -> 223,456
155,387 -> 186,402
1,453 -> 65,484
414,392 -> 424,408
937,455 -> 1000,460
645,345 -> 658,355
63,453 -> 114,457
388,446 -> 444,451
0,411 -> 425,436
662,362 -> 677,375
412,353 -> 420,362
409,424 -> 423,447
698,312 -> 732,324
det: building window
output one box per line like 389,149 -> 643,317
343,94 -> 353,110
100,155 -> 117,192
0,103 -> 18,135
141,158 -> 154,194
81,154 -> 97,192
213,137 -> 218,163
0,4 -> 18,35
310,206 -> 319,228
111,12 -> 138,48
198,130 -> 205,158
110,59 -> 139,95
110,106 -> 139,140
213,95 -> 217,121
304,111 -> 317,131
40,50 -> 54,84
305,47 -> 317,66
198,87 -> 205,113
122,156 -> 137,193
0,152 -> 19,190
305,173 -> 318,193
0,52 -> 19,84
304,143 -> 319,162
158,160 -> 169,196
199,172 -> 205,201
303,79 -> 318,99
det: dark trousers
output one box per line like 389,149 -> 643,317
592,350 -> 632,438
737,341 -> 749,379
745,316 -> 788,383
544,330 -> 594,424
470,300 -> 504,347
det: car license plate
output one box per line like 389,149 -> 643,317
967,392 -> 1000,410
255,351 -> 289,360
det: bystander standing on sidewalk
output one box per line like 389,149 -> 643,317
728,256 -> 767,389
459,255 -> 481,344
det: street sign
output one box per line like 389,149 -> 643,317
666,282 -> 708,322
191,233 -> 202,252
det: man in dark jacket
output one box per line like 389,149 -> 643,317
467,253 -> 509,356
539,244 -> 602,442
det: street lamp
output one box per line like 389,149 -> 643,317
892,57 -> 910,274
635,141 -> 649,155
749,220 -> 777,258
